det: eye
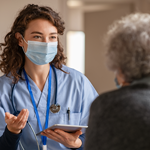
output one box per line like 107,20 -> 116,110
33,35 -> 41,39
50,36 -> 57,39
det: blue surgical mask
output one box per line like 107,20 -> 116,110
22,37 -> 58,65
114,77 -> 121,89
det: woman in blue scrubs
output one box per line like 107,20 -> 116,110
0,4 -> 98,150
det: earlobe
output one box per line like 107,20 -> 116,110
15,32 -> 24,47
116,72 -> 130,87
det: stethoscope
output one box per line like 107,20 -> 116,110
11,64 -> 60,116
10,64 -> 60,150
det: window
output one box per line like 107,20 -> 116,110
66,31 -> 85,74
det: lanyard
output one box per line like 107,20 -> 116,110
23,66 -> 52,146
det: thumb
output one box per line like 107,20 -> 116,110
5,112 -> 11,119
5,112 -> 16,120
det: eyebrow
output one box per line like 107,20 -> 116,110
31,31 -> 58,35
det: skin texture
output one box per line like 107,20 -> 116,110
116,72 -> 130,87
41,129 -> 82,148
5,109 -> 29,134
8,18 -> 82,148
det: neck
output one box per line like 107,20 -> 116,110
121,82 -> 130,86
24,59 -> 50,91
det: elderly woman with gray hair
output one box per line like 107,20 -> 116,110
84,13 -> 150,150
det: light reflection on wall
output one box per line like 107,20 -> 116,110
67,31 -> 85,74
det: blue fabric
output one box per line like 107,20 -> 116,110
0,65 -> 98,150
23,66 -> 52,146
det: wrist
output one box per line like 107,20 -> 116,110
7,126 -> 21,134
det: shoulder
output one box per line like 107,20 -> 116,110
62,65 -> 85,78
0,75 -> 13,94
56,65 -> 98,97
91,84 -> 150,114
0,74 -> 13,85
57,65 -> 90,83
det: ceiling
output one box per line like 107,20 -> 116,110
67,0 -> 150,12
68,0 -> 149,3
67,0 -> 134,12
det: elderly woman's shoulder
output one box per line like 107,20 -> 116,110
91,83 -> 150,111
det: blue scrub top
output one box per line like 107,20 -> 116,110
0,65 -> 98,150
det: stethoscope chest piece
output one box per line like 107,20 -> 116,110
50,104 -> 61,113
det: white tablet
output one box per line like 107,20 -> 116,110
36,124 -> 88,136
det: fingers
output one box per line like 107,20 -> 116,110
5,112 -> 16,120
54,129 -> 82,139
42,129 -> 63,141
41,129 -> 83,148
5,109 -> 29,134
54,129 -> 70,138
5,112 -> 11,119
5,112 -> 17,124
16,109 -> 29,126
42,129 -> 82,140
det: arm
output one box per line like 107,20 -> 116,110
0,109 -> 29,150
0,105 -> 20,150
0,126 -> 22,150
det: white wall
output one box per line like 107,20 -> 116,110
84,0 -> 150,94
84,4 -> 132,94
0,0 -> 63,42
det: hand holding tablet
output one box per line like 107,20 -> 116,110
36,124 -> 88,136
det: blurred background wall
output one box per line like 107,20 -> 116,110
0,0 -> 150,94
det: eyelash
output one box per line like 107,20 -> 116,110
33,36 -> 41,39
33,36 -> 57,40
50,36 -> 57,39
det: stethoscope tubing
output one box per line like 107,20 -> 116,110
9,65 -> 57,150
11,64 -> 57,116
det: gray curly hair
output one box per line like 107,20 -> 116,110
105,13 -> 150,82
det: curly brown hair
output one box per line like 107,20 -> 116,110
0,4 -> 67,83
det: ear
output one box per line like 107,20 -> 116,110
116,71 -> 130,86
15,32 -> 24,47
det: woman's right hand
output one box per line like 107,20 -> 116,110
5,109 -> 29,134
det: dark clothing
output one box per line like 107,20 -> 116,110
0,126 -> 21,150
85,77 -> 150,150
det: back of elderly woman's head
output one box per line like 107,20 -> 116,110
105,13 -> 150,83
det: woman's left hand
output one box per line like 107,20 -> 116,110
41,129 -> 82,148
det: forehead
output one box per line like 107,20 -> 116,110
25,18 -> 57,34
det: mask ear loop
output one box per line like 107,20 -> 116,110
21,35 -> 28,53
21,35 -> 28,44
